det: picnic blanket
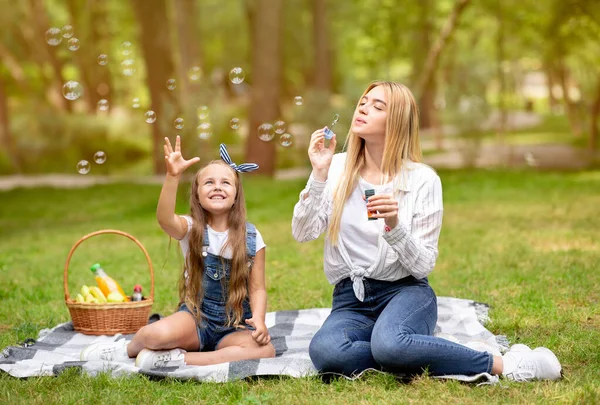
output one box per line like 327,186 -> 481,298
1,297 -> 509,383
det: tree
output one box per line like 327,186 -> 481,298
311,0 -> 332,94
131,0 -> 179,174
0,74 -> 21,172
244,0 -> 284,176
28,0 -> 71,112
414,0 -> 472,101
173,0 -> 203,108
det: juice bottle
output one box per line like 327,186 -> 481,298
90,263 -> 128,301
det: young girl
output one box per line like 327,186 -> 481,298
293,81 -> 562,382
81,136 -> 275,369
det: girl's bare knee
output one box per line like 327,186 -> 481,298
261,343 -> 276,358
137,323 -> 171,350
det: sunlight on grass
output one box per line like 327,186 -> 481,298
1,169 -> 599,403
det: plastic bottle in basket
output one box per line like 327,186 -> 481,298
90,263 -> 128,302
132,284 -> 143,301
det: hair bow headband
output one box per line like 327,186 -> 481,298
219,144 -> 259,173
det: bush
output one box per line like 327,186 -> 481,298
7,108 -> 148,175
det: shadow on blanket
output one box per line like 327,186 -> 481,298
1,297 -> 508,383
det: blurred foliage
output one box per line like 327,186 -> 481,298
0,0 -> 599,174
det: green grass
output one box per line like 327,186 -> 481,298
1,170 -> 599,404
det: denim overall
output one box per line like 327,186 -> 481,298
179,223 -> 257,351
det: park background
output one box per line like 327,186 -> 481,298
0,0 -> 599,404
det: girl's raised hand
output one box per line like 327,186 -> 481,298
164,135 -> 200,177
307,127 -> 336,181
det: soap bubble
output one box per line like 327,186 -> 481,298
294,96 -> 303,106
97,54 -> 108,66
77,160 -> 90,174
166,78 -> 176,90
197,122 -> 212,140
132,97 -> 140,109
188,66 -> 202,82
229,67 -> 245,84
197,105 -> 209,120
45,28 -> 62,46
67,37 -> 80,51
174,117 -> 185,130
97,99 -> 109,112
61,25 -> 74,39
62,81 -> 83,100
94,151 -> 106,164
274,120 -> 286,134
120,41 -> 133,56
257,123 -> 274,142
145,110 -> 157,123
280,133 -> 293,147
229,118 -> 240,130
121,59 -> 136,76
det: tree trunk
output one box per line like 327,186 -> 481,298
173,0 -> 202,108
414,0 -> 436,130
89,0 -> 113,106
28,0 -> 71,112
414,0 -> 472,100
545,63 -> 558,113
245,0 -> 283,177
556,59 -> 583,137
312,0 -> 332,93
496,4 -> 507,143
590,78 -> 600,151
131,0 -> 178,174
0,43 -> 31,93
0,75 -> 22,173
65,0 -> 96,112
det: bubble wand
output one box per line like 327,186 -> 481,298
324,114 -> 339,140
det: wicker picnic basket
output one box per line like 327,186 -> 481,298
63,230 -> 155,335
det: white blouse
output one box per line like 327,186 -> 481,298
292,153 -> 443,301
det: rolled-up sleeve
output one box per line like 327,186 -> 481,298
382,175 -> 443,279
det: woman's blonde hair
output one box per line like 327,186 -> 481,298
179,160 -> 250,327
328,81 -> 422,244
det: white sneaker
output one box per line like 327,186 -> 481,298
80,340 -> 130,362
135,348 -> 186,370
463,340 -> 502,357
508,343 -> 532,353
502,346 -> 562,382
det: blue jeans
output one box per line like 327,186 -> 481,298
309,277 -> 493,376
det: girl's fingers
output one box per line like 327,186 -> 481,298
328,133 -> 337,151
175,135 -> 181,152
164,137 -> 174,154
183,157 -> 201,169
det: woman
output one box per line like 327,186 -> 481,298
291,81 -> 561,381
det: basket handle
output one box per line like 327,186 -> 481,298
63,230 -> 155,302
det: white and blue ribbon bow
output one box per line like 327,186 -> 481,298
219,144 -> 259,173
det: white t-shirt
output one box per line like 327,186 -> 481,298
178,215 -> 266,260
339,177 -> 394,269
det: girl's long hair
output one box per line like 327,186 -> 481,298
328,81 -> 422,244
179,160 -> 250,327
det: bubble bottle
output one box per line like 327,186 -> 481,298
324,114 -> 340,140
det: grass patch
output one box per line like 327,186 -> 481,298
1,169 -> 599,404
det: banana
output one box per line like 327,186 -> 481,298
81,285 -> 90,297
75,293 -> 85,303
89,286 -> 107,303
84,293 -> 95,303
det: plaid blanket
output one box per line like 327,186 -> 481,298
1,297 -> 508,383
